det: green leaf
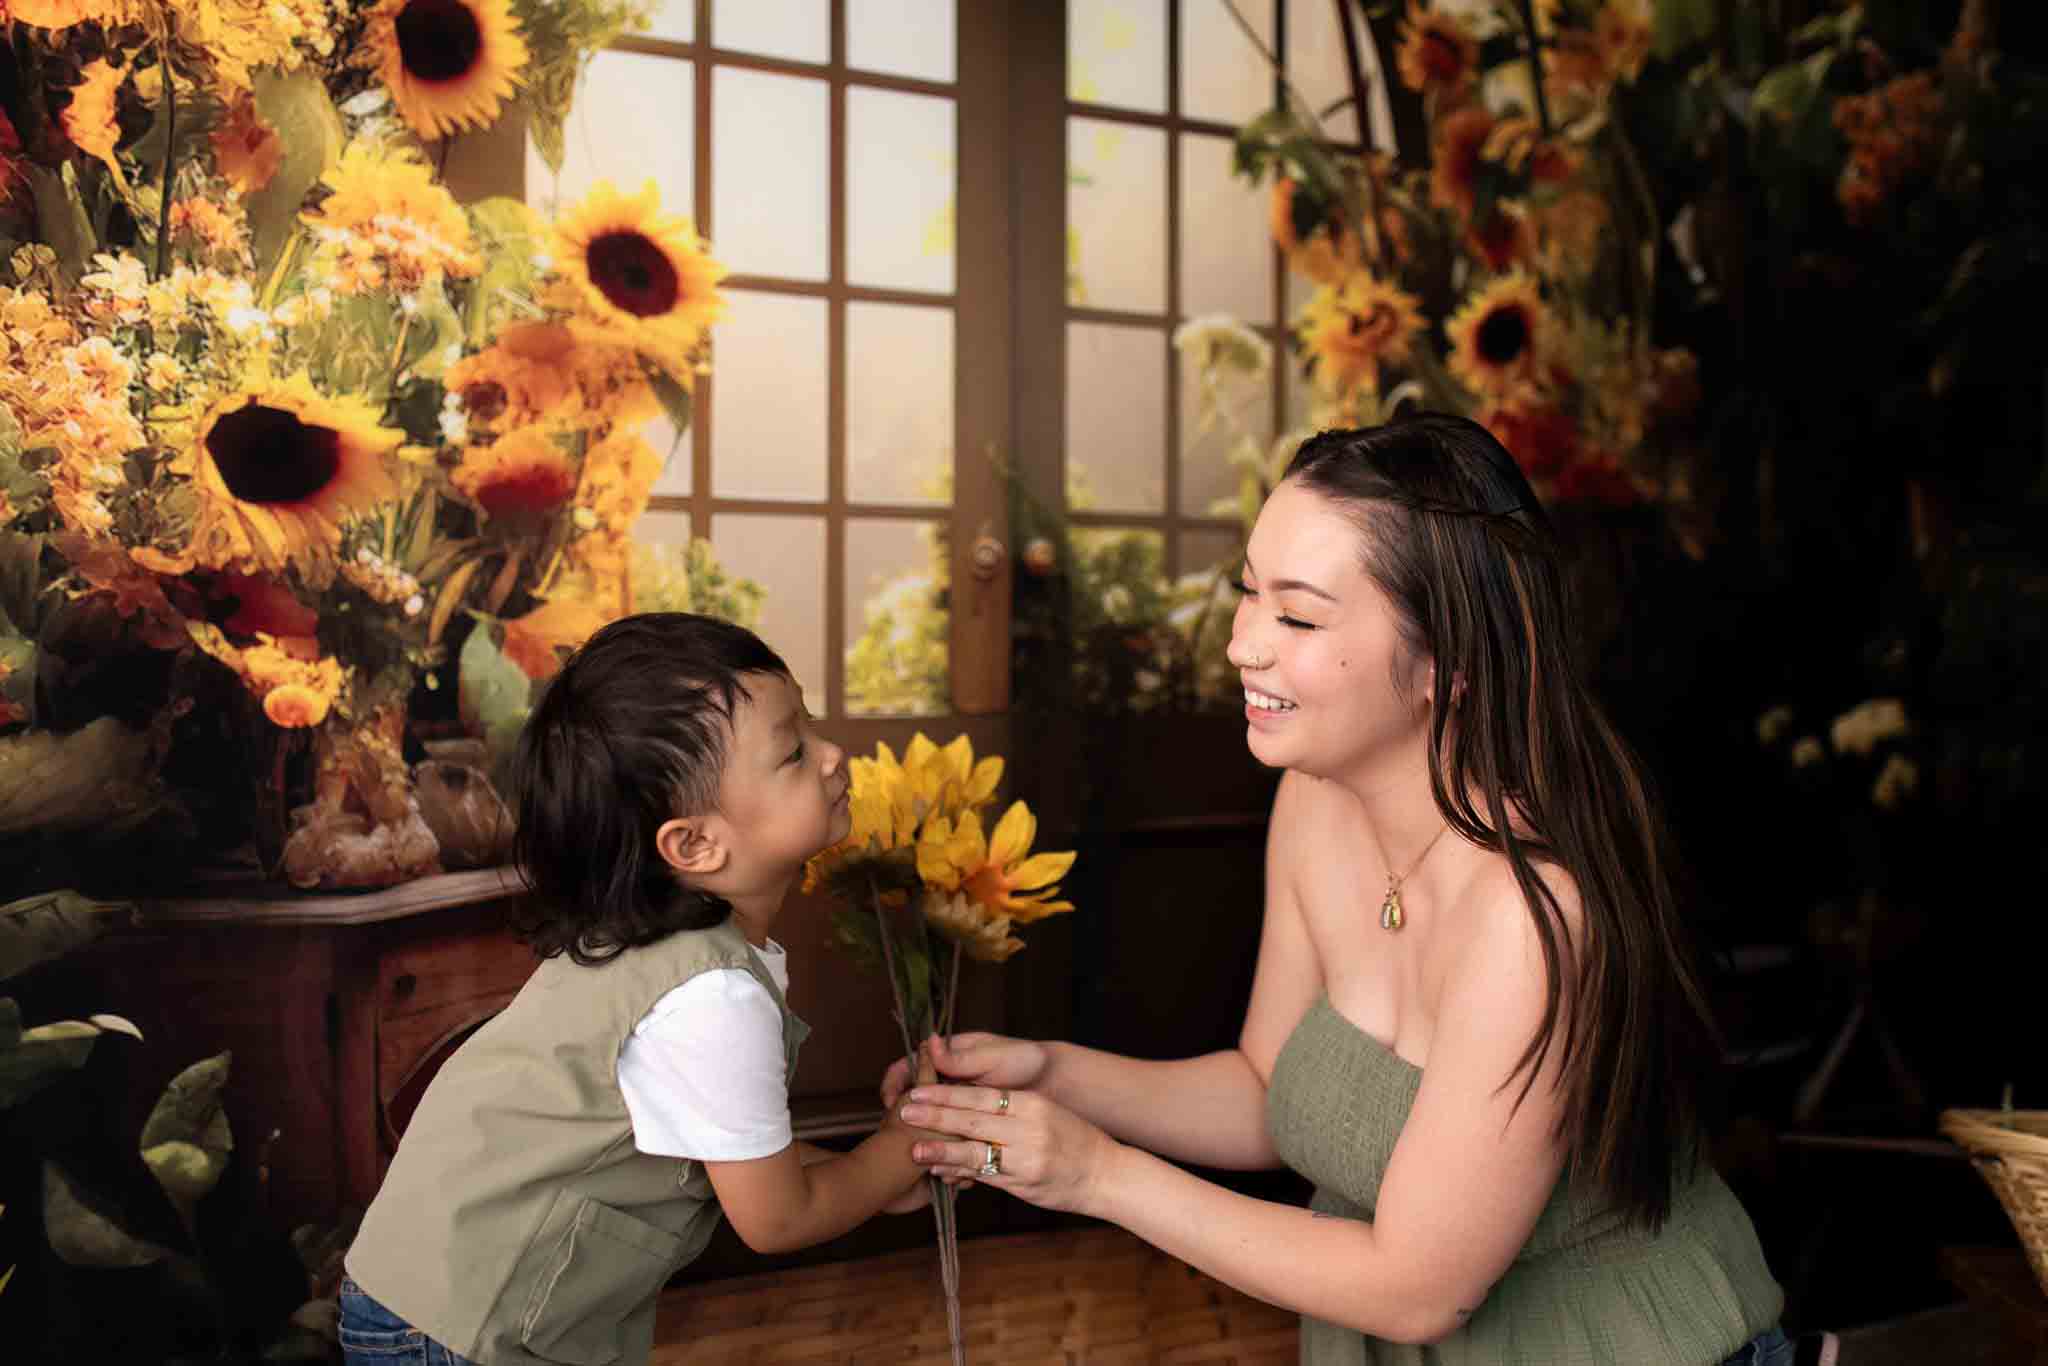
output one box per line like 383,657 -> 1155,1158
245,69 -> 344,277
457,620 -> 533,740
1652,0 -> 1718,61
0,634 -> 33,729
648,368 -> 694,439
139,1052 -> 233,1160
42,1161 -> 171,1268
142,1139 -> 225,1223
0,890 -> 133,983
28,165 -> 96,281
403,281 -> 464,380
463,197 -> 543,347
0,1019 -> 102,1109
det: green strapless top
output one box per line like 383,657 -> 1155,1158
1266,996 -> 1782,1365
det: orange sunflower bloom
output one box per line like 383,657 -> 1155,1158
500,597 -> 608,681
1296,272 -> 1426,396
181,373 -> 403,583
61,60 -> 124,175
211,98 -> 282,195
917,800 -> 1076,924
367,0 -> 529,141
551,181 -> 727,381
1446,271 -> 1553,403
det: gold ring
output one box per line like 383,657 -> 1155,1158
995,1089 -> 1011,1115
978,1141 -> 1002,1178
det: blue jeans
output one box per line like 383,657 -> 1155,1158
338,1277 -> 481,1366
1720,1325 -> 1795,1366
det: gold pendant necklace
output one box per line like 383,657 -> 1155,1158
1379,824 -> 1449,932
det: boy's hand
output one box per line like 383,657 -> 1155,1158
881,1178 -> 932,1214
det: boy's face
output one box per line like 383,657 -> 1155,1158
711,671 -> 850,885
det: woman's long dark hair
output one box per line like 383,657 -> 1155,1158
1287,413 -> 1717,1231
508,612 -> 790,965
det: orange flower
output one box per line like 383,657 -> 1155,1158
212,572 -> 321,640
61,60 -> 123,174
171,198 -> 249,259
1429,105 -> 1494,222
263,682 -> 331,728
1479,401 -> 1578,480
1396,2 -> 1477,98
1297,272 -> 1426,396
452,428 -> 579,519
211,98 -> 282,195
1467,207 -> 1534,273
500,597 -> 607,680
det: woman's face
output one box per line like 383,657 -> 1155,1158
1227,479 -> 1431,779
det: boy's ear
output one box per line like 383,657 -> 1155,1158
655,816 -> 727,876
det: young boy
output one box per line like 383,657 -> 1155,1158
340,613 -> 930,1366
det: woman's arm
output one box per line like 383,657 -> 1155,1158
904,868 -> 1574,1344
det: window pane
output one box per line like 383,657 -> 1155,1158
1286,0 -> 1395,149
712,291 -> 828,501
1066,321 -> 1165,514
1068,0 -> 1166,112
712,513 -> 826,712
714,0 -> 828,64
845,518 -> 949,716
1067,118 -> 1165,313
1181,0 -> 1273,126
714,68 -> 829,280
1179,133 -> 1273,325
643,0 -> 695,43
847,0 -> 955,82
1179,337 -> 1272,518
846,87 -> 956,295
1180,527 -> 1243,578
528,53 -> 691,218
635,507 -> 693,547
846,302 -> 952,507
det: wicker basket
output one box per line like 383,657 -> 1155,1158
1940,1107 -> 2048,1297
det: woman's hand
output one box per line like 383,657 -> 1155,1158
881,1032 -> 1051,1110
898,1084 -> 1120,1217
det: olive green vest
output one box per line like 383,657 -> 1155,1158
345,916 -> 807,1366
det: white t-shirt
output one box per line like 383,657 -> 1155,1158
616,938 -> 793,1161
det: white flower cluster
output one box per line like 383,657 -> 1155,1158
345,546 -> 425,617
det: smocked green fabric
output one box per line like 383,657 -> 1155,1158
1267,996 -> 1781,1365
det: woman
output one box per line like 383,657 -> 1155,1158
892,415 -> 1797,1364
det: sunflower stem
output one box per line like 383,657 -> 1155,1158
1514,0 -> 1555,138
153,50 -> 176,282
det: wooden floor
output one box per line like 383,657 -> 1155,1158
652,1225 -> 1300,1364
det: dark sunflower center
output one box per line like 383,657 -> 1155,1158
1477,308 -> 1529,366
587,231 -> 680,317
395,0 -> 484,84
207,402 -> 343,506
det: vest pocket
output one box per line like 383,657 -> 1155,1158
519,1195 -> 686,1365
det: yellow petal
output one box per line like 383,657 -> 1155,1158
987,800 -> 1037,868
904,732 -> 939,773
1006,849 -> 1076,892
965,755 -> 1003,804
1005,895 -> 1075,924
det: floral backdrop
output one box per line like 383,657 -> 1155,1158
0,0 -> 774,892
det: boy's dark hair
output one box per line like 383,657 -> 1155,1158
507,612 -> 790,964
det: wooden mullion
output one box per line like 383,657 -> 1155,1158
721,275 -> 950,308
826,0 -> 848,718
691,0 -> 714,541
1163,0 -> 1183,579
1064,101 -> 1240,140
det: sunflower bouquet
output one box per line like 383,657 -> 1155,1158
803,732 -> 1077,1366
0,0 -> 751,891
1231,0 -> 1702,506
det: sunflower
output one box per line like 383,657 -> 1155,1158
1396,2 -> 1477,98
916,800 -> 1075,923
500,597 -> 607,681
551,181 -> 727,379
263,683 -> 332,728
188,622 -> 347,725
366,0 -> 529,141
1483,117 -> 1579,187
1297,272 -> 1426,397
180,373 -> 403,582
1447,272 -> 1553,403
452,428 -> 578,520
61,60 -> 124,176
8,0 -> 132,28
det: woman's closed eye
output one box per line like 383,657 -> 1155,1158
1230,578 -> 1317,631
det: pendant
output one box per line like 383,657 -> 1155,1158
1380,886 -> 1404,931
